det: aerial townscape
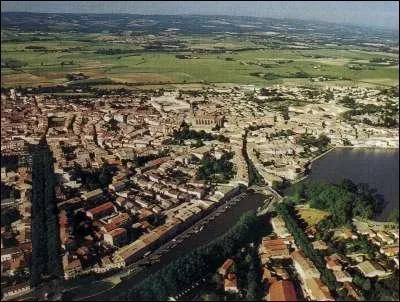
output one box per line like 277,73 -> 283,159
0,1 -> 399,301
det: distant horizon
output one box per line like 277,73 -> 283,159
1,1 -> 399,31
1,10 -> 398,34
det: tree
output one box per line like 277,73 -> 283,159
361,278 -> 371,291
343,138 -> 352,146
106,118 -> 120,132
121,211 -> 259,301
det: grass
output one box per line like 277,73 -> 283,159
1,34 -> 398,88
296,207 -> 331,227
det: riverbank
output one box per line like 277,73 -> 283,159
63,191 -> 266,301
61,185 -> 246,299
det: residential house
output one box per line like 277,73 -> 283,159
325,255 -> 342,271
62,254 -> 83,280
267,280 -> 297,301
224,272 -> 239,293
270,216 -> 291,238
333,270 -> 352,283
86,202 -> 116,220
380,245 -> 399,257
260,237 -> 290,259
104,228 -> 127,247
343,282 -> 361,300
218,258 -> 235,277
291,250 -> 320,280
356,260 -> 387,278
304,278 -> 334,301
312,240 -> 328,250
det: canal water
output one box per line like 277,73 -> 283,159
286,148 -> 399,221
79,148 -> 399,300
94,192 -> 266,300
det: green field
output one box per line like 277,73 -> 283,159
296,207 -> 331,227
1,33 -> 398,88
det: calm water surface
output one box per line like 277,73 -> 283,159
290,148 -> 399,221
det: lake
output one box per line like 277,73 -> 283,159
290,147 -> 399,221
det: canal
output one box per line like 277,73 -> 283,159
92,191 -> 266,301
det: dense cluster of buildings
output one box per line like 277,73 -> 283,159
1,83 -> 398,298
1,88 -> 246,288
257,213 -> 399,301
353,219 -> 399,269
243,86 -> 398,186
1,161 -> 33,298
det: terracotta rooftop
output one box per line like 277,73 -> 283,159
87,202 -> 115,216
220,258 -> 234,272
268,280 -> 297,301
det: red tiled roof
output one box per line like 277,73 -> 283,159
268,280 -> 297,301
220,259 -> 234,272
88,202 -> 115,216
108,213 -> 131,226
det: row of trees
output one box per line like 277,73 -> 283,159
275,202 -> 344,298
117,211 -> 260,301
244,249 -> 263,300
95,48 -> 142,55
25,45 -> 47,51
30,141 -> 62,286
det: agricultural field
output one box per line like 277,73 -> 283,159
2,41 -> 398,88
1,13 -> 399,88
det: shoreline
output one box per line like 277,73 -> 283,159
289,145 -> 399,188
284,145 -> 398,223
290,147 -> 336,187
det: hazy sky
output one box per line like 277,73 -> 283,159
2,1 -> 399,30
